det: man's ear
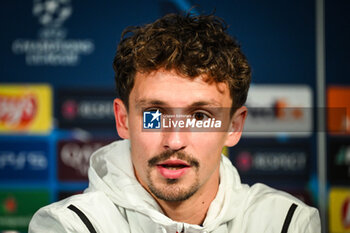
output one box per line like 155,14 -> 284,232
224,106 -> 247,147
114,98 -> 129,139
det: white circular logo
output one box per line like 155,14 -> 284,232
33,0 -> 72,27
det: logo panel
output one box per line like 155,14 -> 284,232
0,84 -> 52,133
57,139 -> 114,181
56,89 -> 115,129
328,87 -> 350,135
329,188 -> 350,232
0,140 -> 49,181
230,143 -> 310,181
0,190 -> 49,231
328,138 -> 350,184
244,85 -> 313,137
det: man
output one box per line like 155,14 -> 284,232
29,13 -> 320,232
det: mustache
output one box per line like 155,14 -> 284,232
148,150 -> 200,168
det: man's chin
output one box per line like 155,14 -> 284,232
148,182 -> 199,202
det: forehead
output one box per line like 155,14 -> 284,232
129,69 -> 232,108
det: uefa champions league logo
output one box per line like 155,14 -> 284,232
33,0 -> 72,27
11,0 -> 94,66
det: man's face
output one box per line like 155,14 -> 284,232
114,69 -> 245,202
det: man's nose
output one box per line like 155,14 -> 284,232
162,130 -> 188,151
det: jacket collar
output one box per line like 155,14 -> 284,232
87,140 -> 248,232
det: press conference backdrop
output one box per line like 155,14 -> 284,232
0,0 -> 349,232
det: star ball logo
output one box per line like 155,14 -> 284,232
143,110 -> 161,129
11,0 -> 94,66
33,0 -> 72,28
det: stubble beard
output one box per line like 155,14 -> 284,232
147,173 -> 200,202
146,150 -> 201,202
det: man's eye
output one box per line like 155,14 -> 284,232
192,112 -> 209,121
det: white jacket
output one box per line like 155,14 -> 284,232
29,140 -> 321,233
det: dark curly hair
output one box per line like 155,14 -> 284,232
113,13 -> 251,112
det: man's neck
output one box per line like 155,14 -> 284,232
155,169 -> 220,225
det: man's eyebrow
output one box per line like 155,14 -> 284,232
189,100 -> 222,108
135,99 -> 168,108
135,99 -> 223,109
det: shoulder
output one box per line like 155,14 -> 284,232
29,191 -> 129,233
240,183 -> 321,233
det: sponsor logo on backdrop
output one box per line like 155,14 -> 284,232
0,150 -> 47,171
328,87 -> 350,134
232,144 -> 309,179
335,146 -> 350,167
0,93 -> 37,128
11,0 -> 94,66
57,90 -> 115,129
0,140 -> 49,181
0,191 -> 49,231
62,100 -> 114,120
343,198 -> 350,229
329,139 -> 350,184
244,85 -> 312,137
58,140 -> 113,181
0,85 -> 52,133
329,188 -> 350,232
3,196 -> 17,214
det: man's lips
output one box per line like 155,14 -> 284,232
158,159 -> 190,167
156,159 -> 191,179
